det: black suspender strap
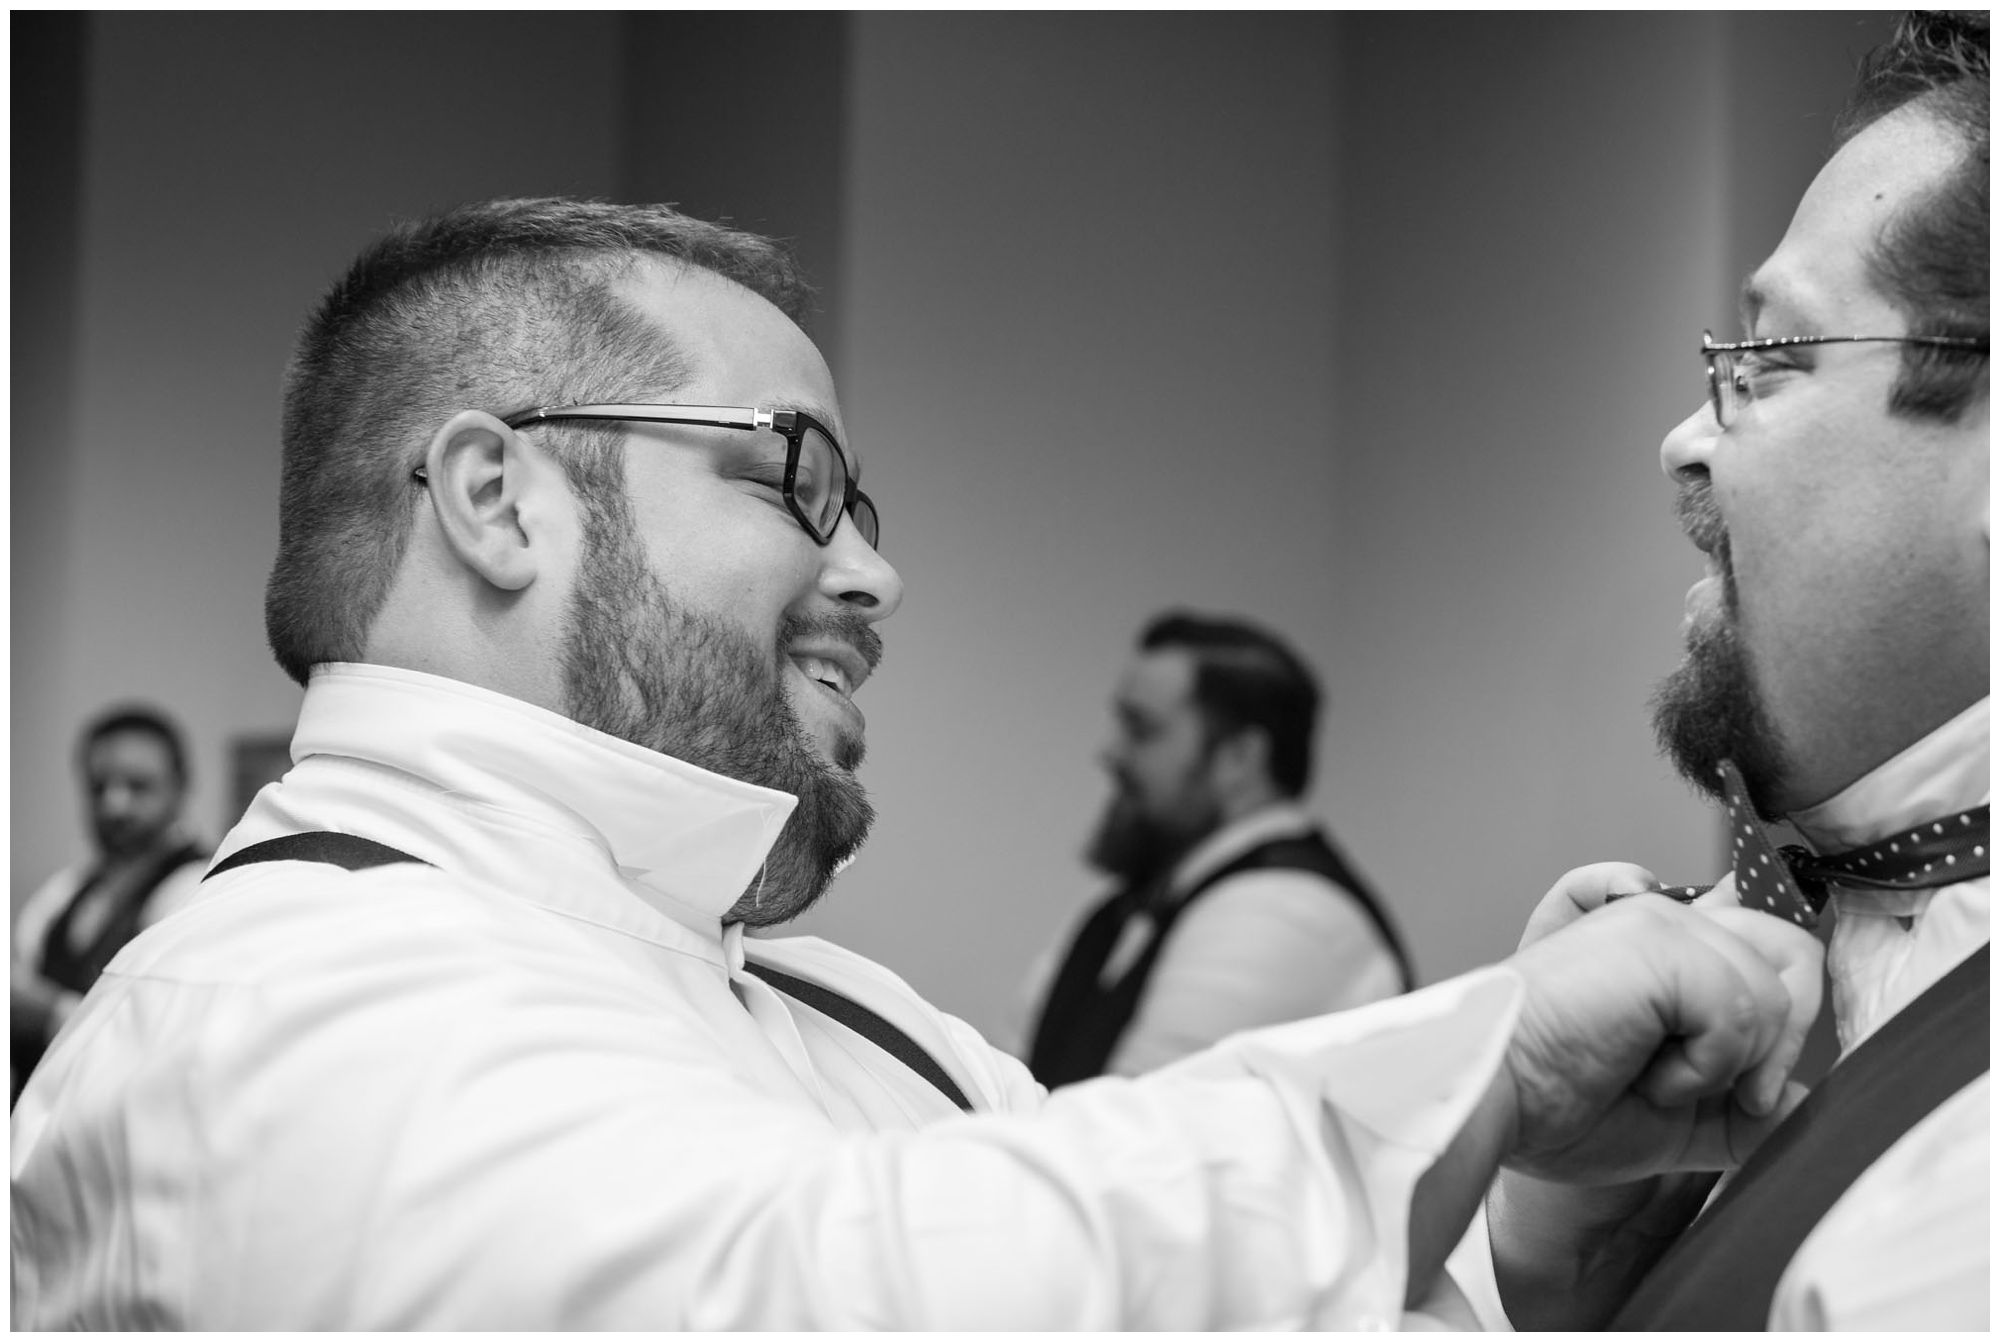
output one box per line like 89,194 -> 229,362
205,830 -> 977,1113
1610,941 -> 1990,1330
743,961 -> 975,1113
204,831 -> 427,879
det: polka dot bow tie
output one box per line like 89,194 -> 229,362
1640,761 -> 1990,930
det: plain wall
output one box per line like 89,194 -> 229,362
12,12 -> 1894,1045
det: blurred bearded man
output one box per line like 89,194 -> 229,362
1024,612 -> 1410,1086
10,705 -> 207,1103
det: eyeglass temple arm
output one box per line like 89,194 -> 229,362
416,405 -> 796,482
1703,332 -> 1988,353
502,404 -> 779,431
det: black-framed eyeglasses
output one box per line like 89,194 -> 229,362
413,403 -> 879,549
1701,329 -> 1989,429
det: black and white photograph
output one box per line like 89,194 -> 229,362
11,9 -> 1987,1330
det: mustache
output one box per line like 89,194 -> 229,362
781,609 -> 884,675
1674,479 -> 1731,568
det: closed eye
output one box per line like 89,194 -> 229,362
737,461 -> 790,493
1734,349 -> 1798,400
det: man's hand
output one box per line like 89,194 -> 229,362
1502,873 -> 1821,1179
1484,863 -> 1824,1328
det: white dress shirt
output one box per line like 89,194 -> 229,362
1103,803 -> 1407,1075
13,663 -> 1522,1329
1765,695 -> 1989,1330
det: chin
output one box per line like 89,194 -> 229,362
829,732 -> 865,773
1650,624 -> 1795,820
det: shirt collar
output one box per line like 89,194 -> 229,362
1787,697 -> 1990,852
1166,800 -> 1317,897
293,664 -> 798,927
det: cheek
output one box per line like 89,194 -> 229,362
1725,483 -> 1928,721
646,527 -> 818,638
1125,746 -> 1175,798
1138,742 -> 1200,796
1710,449 -> 1830,625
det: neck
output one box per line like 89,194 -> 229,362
1217,779 -> 1286,827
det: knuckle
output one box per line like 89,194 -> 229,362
1724,987 -> 1762,1035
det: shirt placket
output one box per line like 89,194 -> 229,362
721,923 -> 835,1117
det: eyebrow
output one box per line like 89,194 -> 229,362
1737,273 -> 1767,330
782,398 -> 839,427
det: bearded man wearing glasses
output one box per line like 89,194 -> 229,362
15,196 -> 1824,1328
1483,11 -> 1989,1332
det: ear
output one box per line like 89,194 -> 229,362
1206,724 -> 1271,795
419,410 -> 566,592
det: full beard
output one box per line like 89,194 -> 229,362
1649,484 -> 1794,821
1084,785 -> 1219,889
561,494 -> 875,927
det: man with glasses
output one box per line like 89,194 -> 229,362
15,197 -> 1822,1328
1482,11 -> 1988,1330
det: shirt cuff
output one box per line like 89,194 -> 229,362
1156,967 -> 1524,1326
1425,1198 -> 1514,1329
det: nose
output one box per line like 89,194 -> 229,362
818,516 -> 905,622
98,782 -> 136,819
1098,732 -> 1136,780
1660,402 -> 1719,483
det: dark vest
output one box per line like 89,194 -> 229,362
14,839 -> 208,1093
1026,827 -> 1410,1088
38,839 -> 208,995
1609,942 -> 1989,1330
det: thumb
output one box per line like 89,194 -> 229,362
1670,1079 -> 1811,1172
1520,862 -> 1660,949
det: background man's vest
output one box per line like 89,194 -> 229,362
14,839 -> 208,1093
1026,828 -> 1410,1088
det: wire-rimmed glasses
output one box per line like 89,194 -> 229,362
1700,329 -> 1989,428
502,403 -> 879,549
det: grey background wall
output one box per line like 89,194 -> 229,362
12,12 -> 1892,1045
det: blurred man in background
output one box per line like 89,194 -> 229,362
1485,11 -> 1989,1330
1025,611 -> 1410,1085
11,705 -> 207,1103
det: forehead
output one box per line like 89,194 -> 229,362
1117,647 -> 1199,718
86,730 -> 176,778
1745,107 -> 1962,332
615,262 -> 852,461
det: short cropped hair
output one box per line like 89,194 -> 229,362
79,704 -> 190,786
1139,611 -> 1321,797
265,197 -> 815,685
1835,11 -> 1989,422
